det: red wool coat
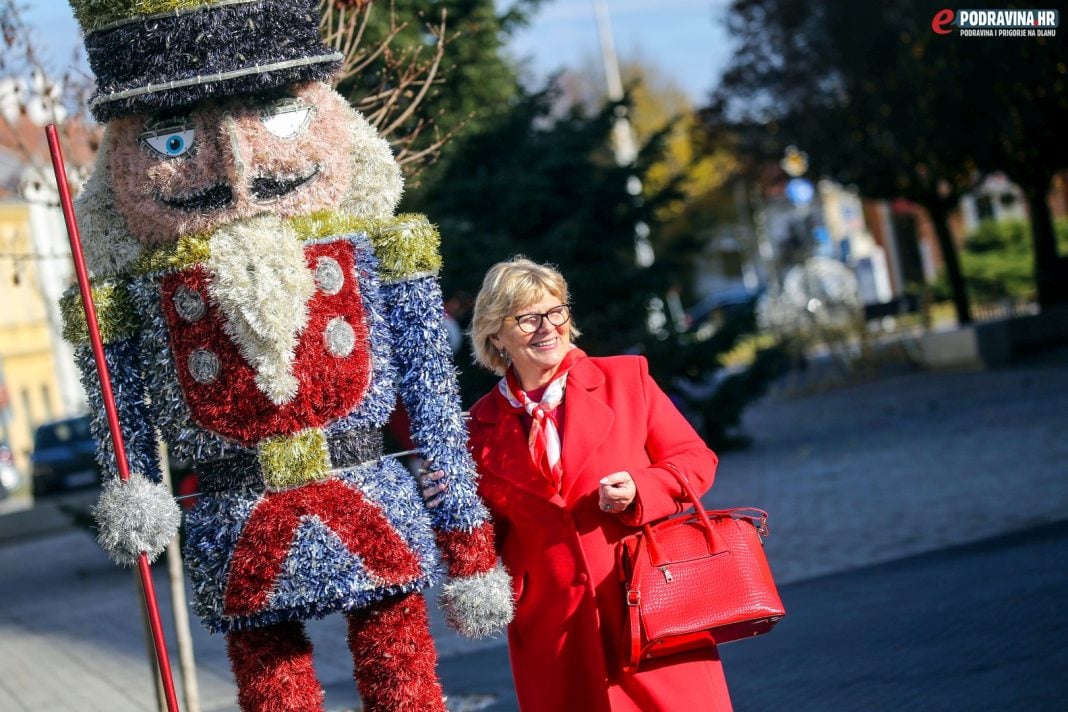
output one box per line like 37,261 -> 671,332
469,354 -> 734,711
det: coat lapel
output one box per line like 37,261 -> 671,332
473,386 -> 565,506
560,356 -> 613,496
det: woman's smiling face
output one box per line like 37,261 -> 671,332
492,293 -> 572,390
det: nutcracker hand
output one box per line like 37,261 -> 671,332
93,475 -> 182,566
439,563 -> 514,638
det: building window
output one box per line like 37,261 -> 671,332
976,195 -> 995,221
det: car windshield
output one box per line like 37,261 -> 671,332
34,418 -> 92,450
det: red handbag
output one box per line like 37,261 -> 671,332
616,465 -> 785,670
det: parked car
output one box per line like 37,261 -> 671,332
30,414 -> 200,503
30,415 -> 102,498
0,442 -> 24,499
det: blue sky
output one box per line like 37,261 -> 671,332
504,0 -> 731,102
27,1 -> 730,103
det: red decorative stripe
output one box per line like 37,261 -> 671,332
223,479 -> 423,616
435,521 -> 498,578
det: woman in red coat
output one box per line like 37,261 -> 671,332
424,257 -> 733,710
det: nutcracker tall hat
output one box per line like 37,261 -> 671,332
70,0 -> 343,122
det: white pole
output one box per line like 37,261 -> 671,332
160,441 -> 201,712
592,0 -> 653,267
593,0 -> 637,165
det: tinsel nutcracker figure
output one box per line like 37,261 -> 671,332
60,1 -> 513,709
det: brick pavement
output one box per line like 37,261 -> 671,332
1,350 -> 1066,711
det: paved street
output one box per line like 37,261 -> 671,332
1,349 -> 1066,711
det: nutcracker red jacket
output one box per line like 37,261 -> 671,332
468,353 -> 734,711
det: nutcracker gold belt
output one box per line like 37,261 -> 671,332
194,428 -> 385,494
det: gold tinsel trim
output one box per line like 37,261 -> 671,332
369,213 -> 442,283
72,0 -> 223,33
60,281 -> 139,344
131,234 -> 212,275
130,211 -> 440,282
281,211 -> 442,282
257,429 -> 330,490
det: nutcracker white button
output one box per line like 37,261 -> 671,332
324,317 -> 356,358
315,257 -> 344,295
173,285 -> 206,321
189,348 -> 221,384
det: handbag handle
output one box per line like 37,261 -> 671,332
641,463 -> 726,565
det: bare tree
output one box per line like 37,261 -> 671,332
321,0 -> 468,173
0,1 -> 100,192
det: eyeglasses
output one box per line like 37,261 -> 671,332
512,304 -> 572,333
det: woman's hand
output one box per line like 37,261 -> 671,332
598,471 -> 636,513
419,465 -> 447,509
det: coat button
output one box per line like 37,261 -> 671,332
576,572 -> 589,585
188,348 -> 220,384
315,257 -> 344,295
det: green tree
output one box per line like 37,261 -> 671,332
976,36 -> 1068,306
423,86 -> 675,361
555,59 -> 742,298
955,219 -> 1068,303
710,0 -> 1068,319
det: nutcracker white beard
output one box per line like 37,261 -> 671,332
205,214 -> 315,405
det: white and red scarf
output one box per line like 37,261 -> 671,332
498,348 -> 585,490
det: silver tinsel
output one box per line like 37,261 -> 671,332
93,475 -> 182,566
439,563 -> 514,639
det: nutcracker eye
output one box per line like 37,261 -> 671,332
260,98 -> 314,138
141,119 -> 196,158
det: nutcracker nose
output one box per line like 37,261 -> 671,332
222,113 -> 248,187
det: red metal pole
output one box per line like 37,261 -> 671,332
45,124 -> 182,712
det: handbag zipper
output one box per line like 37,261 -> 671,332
659,566 -> 673,582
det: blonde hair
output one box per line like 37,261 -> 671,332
469,256 -> 581,375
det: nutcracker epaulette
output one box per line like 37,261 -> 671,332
290,211 -> 442,282
130,234 -> 211,276
60,279 -> 139,345
366,214 -> 442,284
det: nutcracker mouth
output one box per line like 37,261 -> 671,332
250,165 -> 321,201
158,183 -> 234,212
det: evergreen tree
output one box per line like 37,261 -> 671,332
421,88 -> 672,390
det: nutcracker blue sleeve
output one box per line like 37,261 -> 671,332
373,216 -> 514,637
61,280 -> 180,566
61,280 -> 161,482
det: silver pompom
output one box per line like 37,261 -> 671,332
93,475 -> 182,567
439,563 -> 515,639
